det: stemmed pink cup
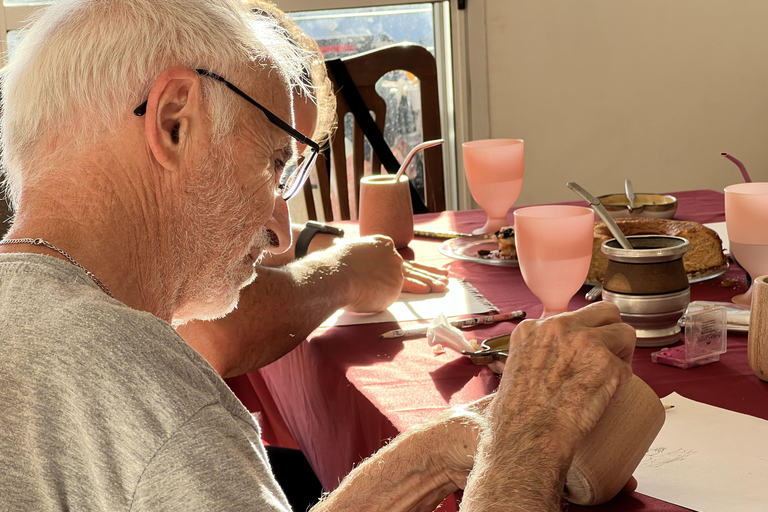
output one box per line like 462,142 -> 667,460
725,182 -> 768,305
514,205 -> 594,318
463,139 -> 524,234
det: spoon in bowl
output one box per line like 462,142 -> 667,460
566,181 -> 633,250
625,179 -> 637,210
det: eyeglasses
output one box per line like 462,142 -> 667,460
134,68 -> 319,200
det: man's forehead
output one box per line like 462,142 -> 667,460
239,67 -> 293,152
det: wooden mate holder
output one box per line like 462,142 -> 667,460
564,374 -> 665,506
748,275 -> 768,381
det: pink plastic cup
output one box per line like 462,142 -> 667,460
514,205 -> 595,317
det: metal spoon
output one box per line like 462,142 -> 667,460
585,283 -> 603,302
566,181 -> 633,250
625,179 -> 637,210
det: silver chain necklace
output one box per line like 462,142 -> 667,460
0,238 -> 114,298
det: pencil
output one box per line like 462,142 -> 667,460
378,311 -> 526,339
413,229 -> 472,240
664,404 -> 675,411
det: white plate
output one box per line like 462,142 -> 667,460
438,235 -> 518,267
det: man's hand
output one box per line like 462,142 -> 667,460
328,237 -> 450,312
461,302 -> 636,510
491,301 -> 636,457
402,261 -> 449,294
328,235 -> 405,313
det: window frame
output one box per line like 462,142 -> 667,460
0,0 -> 490,210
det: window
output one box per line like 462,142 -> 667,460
0,1 -> 486,214
287,4 -> 447,221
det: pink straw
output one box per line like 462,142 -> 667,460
721,152 -> 752,183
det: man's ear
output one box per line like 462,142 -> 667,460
143,67 -> 205,171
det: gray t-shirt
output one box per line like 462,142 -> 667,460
0,253 -> 291,511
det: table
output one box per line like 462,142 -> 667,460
228,189 -> 768,511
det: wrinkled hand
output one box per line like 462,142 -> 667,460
489,302 -> 636,462
330,235 -> 404,313
438,391 -> 640,497
330,237 -> 450,312
401,261 -> 449,294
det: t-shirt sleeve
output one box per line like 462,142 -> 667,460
129,403 -> 291,512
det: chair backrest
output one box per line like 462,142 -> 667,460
302,43 -> 446,222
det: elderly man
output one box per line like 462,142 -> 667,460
0,0 -> 636,511
176,1 -> 449,378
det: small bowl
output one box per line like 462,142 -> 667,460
597,193 -> 677,219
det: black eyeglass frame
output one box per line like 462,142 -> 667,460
133,68 -> 320,200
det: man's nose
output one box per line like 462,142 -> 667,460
264,194 -> 292,254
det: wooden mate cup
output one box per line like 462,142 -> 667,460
564,374 -> 665,506
748,275 -> 768,381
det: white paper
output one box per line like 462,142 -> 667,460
320,277 -> 496,327
704,221 -> 730,254
634,392 -> 768,511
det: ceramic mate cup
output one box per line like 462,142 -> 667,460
564,374 -> 665,506
748,275 -> 768,381
358,174 -> 414,249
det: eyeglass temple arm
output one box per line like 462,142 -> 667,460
133,69 -> 320,153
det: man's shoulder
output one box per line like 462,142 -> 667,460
0,253 -> 187,361
0,253 -> 269,510
0,252 -> 233,416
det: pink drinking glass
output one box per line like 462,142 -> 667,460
725,183 -> 768,305
514,205 -> 595,318
463,139 -> 524,234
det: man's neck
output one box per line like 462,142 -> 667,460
2,167 -> 183,323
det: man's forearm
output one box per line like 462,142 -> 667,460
311,416 -> 476,512
460,429 -> 570,512
178,250 -> 352,377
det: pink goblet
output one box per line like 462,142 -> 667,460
725,183 -> 768,305
463,139 -> 524,234
514,205 -> 594,318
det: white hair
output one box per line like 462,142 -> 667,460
1,0 -> 310,211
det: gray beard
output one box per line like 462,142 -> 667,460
167,144 -> 272,325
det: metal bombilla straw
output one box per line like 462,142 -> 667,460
566,181 -> 633,250
392,139 -> 444,181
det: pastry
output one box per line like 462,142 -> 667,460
491,226 -> 516,260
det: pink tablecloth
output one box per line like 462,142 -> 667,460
229,189 -> 767,511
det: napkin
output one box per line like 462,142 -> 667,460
426,313 -> 478,353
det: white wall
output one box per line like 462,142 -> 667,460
484,0 -> 768,206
